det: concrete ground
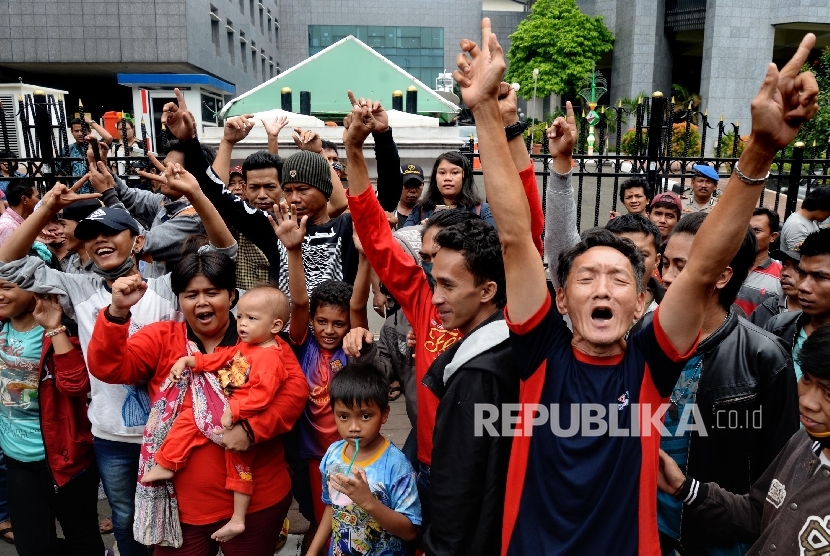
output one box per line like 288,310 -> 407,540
0,397 -> 411,556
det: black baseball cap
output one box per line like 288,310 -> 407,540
59,199 -> 104,222
771,248 -> 801,263
74,207 -> 141,240
401,163 -> 424,186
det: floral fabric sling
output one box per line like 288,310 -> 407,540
133,338 -> 244,548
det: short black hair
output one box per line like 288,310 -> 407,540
242,150 -> 283,182
670,213 -> 757,310
799,228 -> 830,258
310,280 -> 353,317
321,140 -> 338,154
329,362 -> 389,412
5,178 -> 36,206
422,208 -> 480,239
171,251 -> 237,296
434,219 -> 506,308
558,228 -> 645,292
605,213 -> 661,253
164,139 -> 217,168
798,323 -> 830,381
650,201 -> 681,219
618,178 -> 652,204
70,118 -> 83,128
801,187 -> 830,212
753,207 -> 780,233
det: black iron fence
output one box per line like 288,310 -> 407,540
465,93 -> 830,232
0,91 -> 153,195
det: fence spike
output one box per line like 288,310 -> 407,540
720,114 -> 723,122
704,108 -> 708,117
637,97 -> 642,105
618,100 -> 622,108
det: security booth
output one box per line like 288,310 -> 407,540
117,73 -> 235,153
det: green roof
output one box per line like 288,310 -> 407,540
222,36 -> 459,123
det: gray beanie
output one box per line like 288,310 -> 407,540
282,151 -> 333,199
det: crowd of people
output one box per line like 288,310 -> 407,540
0,18 -> 826,556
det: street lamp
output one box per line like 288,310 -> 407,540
530,68 -> 539,153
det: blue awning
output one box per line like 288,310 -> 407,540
117,73 -> 235,94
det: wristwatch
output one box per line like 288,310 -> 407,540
505,120 -> 528,141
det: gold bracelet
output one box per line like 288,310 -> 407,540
45,326 -> 67,338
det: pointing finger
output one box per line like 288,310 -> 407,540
347,90 -> 359,108
174,87 -> 187,112
779,33 -> 816,78
480,17 -> 492,55
148,152 -> 166,173
565,101 -> 575,124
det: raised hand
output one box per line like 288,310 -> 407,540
350,94 -> 389,134
292,128 -> 323,154
137,155 -> 200,198
223,115 -> 255,144
88,159 -> 115,192
750,33 -> 819,151
452,18 -> 506,112
342,326 -> 373,357
497,82 -> 519,126
40,175 -> 99,213
261,115 -> 289,138
268,200 -> 308,251
161,88 -> 196,141
110,274 -> 148,317
342,91 -> 377,147
33,296 -> 64,330
547,101 -> 577,161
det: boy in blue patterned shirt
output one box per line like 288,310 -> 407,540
308,362 -> 421,556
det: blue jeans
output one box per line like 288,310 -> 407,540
94,437 -> 148,556
417,463 -> 431,532
0,449 -> 8,524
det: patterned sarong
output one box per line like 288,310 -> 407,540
132,340 -> 239,547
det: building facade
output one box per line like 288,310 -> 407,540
0,0 -> 280,115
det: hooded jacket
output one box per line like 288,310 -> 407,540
422,311 -> 518,556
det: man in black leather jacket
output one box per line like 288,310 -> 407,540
764,228 -> 830,384
657,212 -> 799,555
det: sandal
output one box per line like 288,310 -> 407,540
0,524 -> 13,544
388,382 -> 402,402
99,518 -> 113,534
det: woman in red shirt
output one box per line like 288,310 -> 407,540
87,250 -> 308,556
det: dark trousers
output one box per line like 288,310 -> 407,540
155,493 -> 292,556
6,456 -> 104,556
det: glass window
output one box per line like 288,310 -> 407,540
201,94 -> 218,124
308,25 -> 444,86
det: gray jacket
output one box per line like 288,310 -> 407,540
680,430 -> 830,554
113,176 -> 205,277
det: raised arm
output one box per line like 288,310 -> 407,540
140,158 -> 234,250
369,104 -> 402,212
658,33 -> 819,355
263,115 -> 289,157
0,176 -> 96,263
271,202 -> 310,345
453,20 -> 547,325
86,115 -> 113,146
498,82 -> 544,256
350,238 -> 371,330
543,102 -> 580,287
214,115 -> 255,185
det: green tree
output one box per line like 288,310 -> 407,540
796,46 -> 830,150
505,0 -> 614,99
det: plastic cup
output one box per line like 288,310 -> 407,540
327,462 -> 360,506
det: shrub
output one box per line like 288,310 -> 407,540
619,128 -> 642,155
716,131 -> 747,158
670,123 -> 700,157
